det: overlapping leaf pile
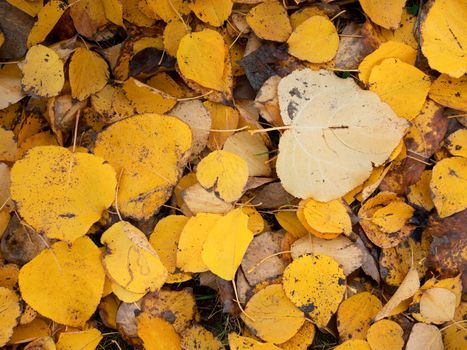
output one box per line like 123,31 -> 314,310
0,0 -> 466,349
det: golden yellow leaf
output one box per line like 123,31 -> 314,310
366,320 -> 404,350
202,208 -> 253,280
447,129 -> 467,158
337,292 -> 382,341
0,128 -> 17,162
288,16 -> 338,63
369,58 -> 431,120
174,172 -> 198,208
122,0 -> 154,27
27,0 -> 66,48
290,6 -> 327,29
277,69 -> 408,201
278,321 -> 315,350
10,146 -> 115,241
149,215 -> 191,283
0,263 -> 19,289
0,287 -> 21,346
296,203 -> 340,240
204,101 -> 239,150
144,0 -> 191,22
18,237 -> 105,326
372,201 -> 414,233
98,294 -> 120,329
132,36 -> 164,53
430,157 -> 467,217
101,221 -> 168,294
137,313 -> 181,350
9,318 -> 51,345
283,254 -> 345,327
25,336 -> 56,349
91,84 -> 136,123
69,0 -> 107,37
111,281 -> 145,303
359,0 -> 405,29
0,64 -> 24,110
419,288 -> 456,324
358,41 -> 417,84
102,0 -> 124,27
177,213 -> 222,273
246,2 -> 292,42
21,45 -> 64,97
197,150 -> 249,202
182,183 -> 233,215
190,0 -> 233,27
242,284 -> 305,343
146,72 -> 185,98
69,48 -> 109,101
242,206 -> 265,235
380,12 -> 418,49
6,0 -> 44,17
429,74 -> 467,112
56,328 -> 102,350
421,0 -> 467,78
408,170 -> 435,211
443,317 -> 467,350
94,114 -> 192,219
228,333 -> 281,350
163,20 -> 191,57
335,340 -> 371,350
180,325 -> 225,350
16,131 -> 58,159
177,30 -> 226,91
275,211 -> 308,239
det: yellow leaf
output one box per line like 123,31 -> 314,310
23,336 -> 56,349
429,74 -> 467,112
419,288 -> 456,324
430,157 -> 467,217
278,321 -> 315,350
69,48 -> 109,101
101,221 -> 168,294
0,128 -> 17,162
228,333 -> 281,350
406,323 -> 443,350
177,213 -> 222,273
137,313 -> 181,350
366,320 -> 404,350
372,201 -> 414,233
358,41 -> 417,84
408,170 -> 435,211
94,114 -> 192,220
369,58 -> 431,120
0,287 -> 21,347
290,6 -> 327,29
16,131 -> 58,160
144,0 -> 191,23
10,146 -> 116,242
21,45 -> 64,97
180,325 -> 225,350
146,72 -> 185,98
122,0 -> 155,27
177,30 -> 226,91
27,0 -> 66,48
56,328 -> 102,350
163,20 -> 191,57
197,150 -> 249,202
288,16 -> 338,63
380,12 -> 418,49
149,215 -> 191,282
69,0 -> 107,37
283,254 -> 345,327
9,318 -> 51,345
275,211 -> 308,239
102,0 -> 124,27
18,237 -> 105,326
447,129 -> 467,158
0,263 -> 19,289
204,101 -> 239,150
122,77 -> 176,114
335,339 -> 371,350
6,0 -> 44,17
277,69 -> 408,201
246,2 -> 292,42
91,84 -> 136,123
300,198 -> 352,236
421,0 -> 467,78
182,183 -> 233,215
242,284 -> 305,344
337,292 -> 382,341
242,206 -> 265,235
174,172 -> 198,208
98,294 -> 120,329
359,0 -> 405,29
0,64 -> 24,110
190,0 -> 233,27
111,281 -> 145,303
201,208 -> 253,280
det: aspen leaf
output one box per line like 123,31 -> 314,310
380,12 -> 418,48
430,157 -> 467,217
16,131 -> 58,160
197,150 -> 249,203
359,0 -> 405,29
137,314 -> 181,350
0,128 -> 17,162
190,0 -> 233,27
70,0 -> 107,37
180,325 -> 225,350
144,0 -> 191,23
242,284 -> 305,344
289,7 -> 327,29
287,16 -> 339,63
94,114 -> 192,220
0,287 -> 21,347
101,221 -> 168,294
202,208 -> 253,280
243,206 -> 265,235
9,318 -> 51,345
102,0 -> 124,27
91,84 -> 136,123
429,74 -> 467,112
182,183 -> 233,215
358,41 -> 417,84
277,69 -> 408,201
0,263 -> 19,289
246,2 -> 292,42
406,323 -> 444,350
122,0 -> 154,27
10,146 -> 116,242
174,172 -> 197,208
408,170 -> 435,211
27,0 -> 66,48
18,237 -> 105,327
21,45 -> 64,97
177,30 -> 226,91
99,294 -> 119,329
228,333 -> 281,350
69,48 -> 109,101
122,78 -> 177,114
446,130 -> 467,158
275,211 -> 308,239
419,288 -> 456,324
111,281 -> 145,303
334,340 -> 371,350
0,64 -> 24,110
56,328 -> 102,350
366,320 -> 404,350
163,20 -> 191,57
337,292 -> 382,341
421,0 -> 467,78
146,72 -> 185,98
177,213 -> 222,273
278,321 -> 315,350
5,0 -> 44,17
369,58 -> 431,120
204,101 -> 240,150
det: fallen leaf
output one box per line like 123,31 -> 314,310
56,328 -> 102,350
406,323 -> 443,350
181,183 -> 233,215
0,64 -> 24,110
366,319 -> 404,350
137,313 -> 181,350
0,127 -> 17,162
408,170 -> 435,211
429,74 -> 467,112
334,339 -> 371,350
246,2 -> 292,42
122,78 -> 177,114
0,287 -> 21,347
359,0 -> 406,29
180,324 -> 225,350
419,287 -> 456,324
204,101 -> 239,150
27,0 -> 66,48
446,129 -> 467,158
278,321 -> 315,350
190,0 -> 233,27
228,333 -> 281,350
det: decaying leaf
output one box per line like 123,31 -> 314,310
180,324 -> 225,350
27,0 -> 66,48
405,323 -> 443,350
419,287 -> 456,324
0,64 -> 24,110
228,333 -> 281,350
429,74 -> 467,112
181,183 -> 233,215
0,287 -> 21,346
277,69 -> 407,201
